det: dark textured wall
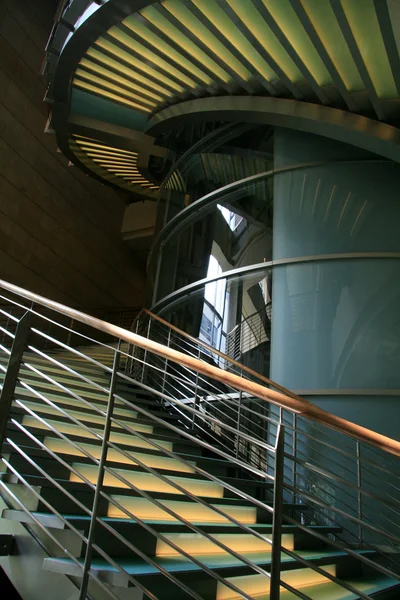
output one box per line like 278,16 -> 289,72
0,0 -> 146,309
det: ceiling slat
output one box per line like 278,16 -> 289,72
329,0 -> 384,119
289,0 -> 357,111
222,2 -> 303,99
373,0 -> 400,97
252,0 -> 331,105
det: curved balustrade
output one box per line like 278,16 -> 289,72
0,278 -> 399,600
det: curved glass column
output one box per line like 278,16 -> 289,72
150,175 -> 273,304
155,267 -> 272,377
271,128 -> 400,437
151,124 -> 400,437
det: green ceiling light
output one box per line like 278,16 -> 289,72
191,0 -> 277,82
341,0 -> 397,98
163,0 -> 251,81
140,4 -> 231,84
107,25 -> 197,89
89,158 -> 138,165
95,38 -> 185,93
226,0 -> 302,83
79,58 -> 164,102
73,79 -> 152,112
265,0 -> 333,86
74,68 -> 157,108
74,139 -> 137,156
123,14 -> 213,86
86,47 -> 171,97
70,135 -> 157,192
300,0 -> 363,92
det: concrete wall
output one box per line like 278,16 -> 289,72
0,0 -> 146,309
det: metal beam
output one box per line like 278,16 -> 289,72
373,0 -> 400,97
329,0 -> 384,120
0,312 -> 32,450
152,3 -> 251,94
101,31 -> 198,101
221,2 -> 303,100
146,96 -> 400,163
133,11 -> 231,95
252,0 -> 330,105
289,0 -> 357,111
186,1 -> 273,95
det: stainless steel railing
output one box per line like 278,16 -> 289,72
226,304 -> 272,363
0,280 -> 399,600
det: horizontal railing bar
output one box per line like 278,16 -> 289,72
12,400 -> 100,465
2,457 -> 89,543
10,404 -> 287,592
289,453 -> 400,511
27,345 -> 111,395
105,405 -> 276,507
284,481 -> 400,545
31,328 -> 112,371
11,392 -> 277,600
282,508 -> 400,582
0,477 -> 120,599
113,382 -> 276,479
2,453 -> 160,600
6,434 -> 94,512
0,291 -> 121,355
97,458 -> 276,599
142,309 -> 299,396
0,279 -> 397,457
98,485 -> 262,600
14,374 -> 105,441
0,326 -> 15,339
108,419 -> 374,597
0,309 -> 19,322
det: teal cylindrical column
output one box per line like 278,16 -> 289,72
270,129 -> 400,438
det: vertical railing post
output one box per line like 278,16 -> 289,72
141,317 -> 152,384
235,390 -> 243,458
292,414 -> 298,505
78,344 -> 121,600
0,312 -> 32,451
66,318 -> 74,348
356,440 -> 363,547
192,346 -> 201,430
270,425 -> 285,600
161,328 -> 171,397
128,314 -> 141,377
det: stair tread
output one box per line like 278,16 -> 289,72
43,549 -> 375,576
24,511 -> 342,532
5,473 -> 266,505
277,577 -> 400,600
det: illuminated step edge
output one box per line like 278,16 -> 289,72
70,463 -> 223,498
13,389 -> 136,416
108,496 -> 257,524
21,417 -> 161,448
14,378 -> 113,402
217,565 -> 336,600
44,437 -> 195,473
0,357 -> 109,384
15,401 -> 124,428
156,533 -> 294,557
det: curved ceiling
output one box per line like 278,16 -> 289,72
52,0 -> 400,196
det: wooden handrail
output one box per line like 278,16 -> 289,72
138,308 -> 305,404
1,278 -> 399,458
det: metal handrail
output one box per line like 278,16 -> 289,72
130,307 -> 400,457
0,277 -> 399,457
0,293 -> 399,600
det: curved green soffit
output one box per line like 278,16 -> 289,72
54,0 -> 400,189
147,96 -> 400,164
70,89 -> 148,132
